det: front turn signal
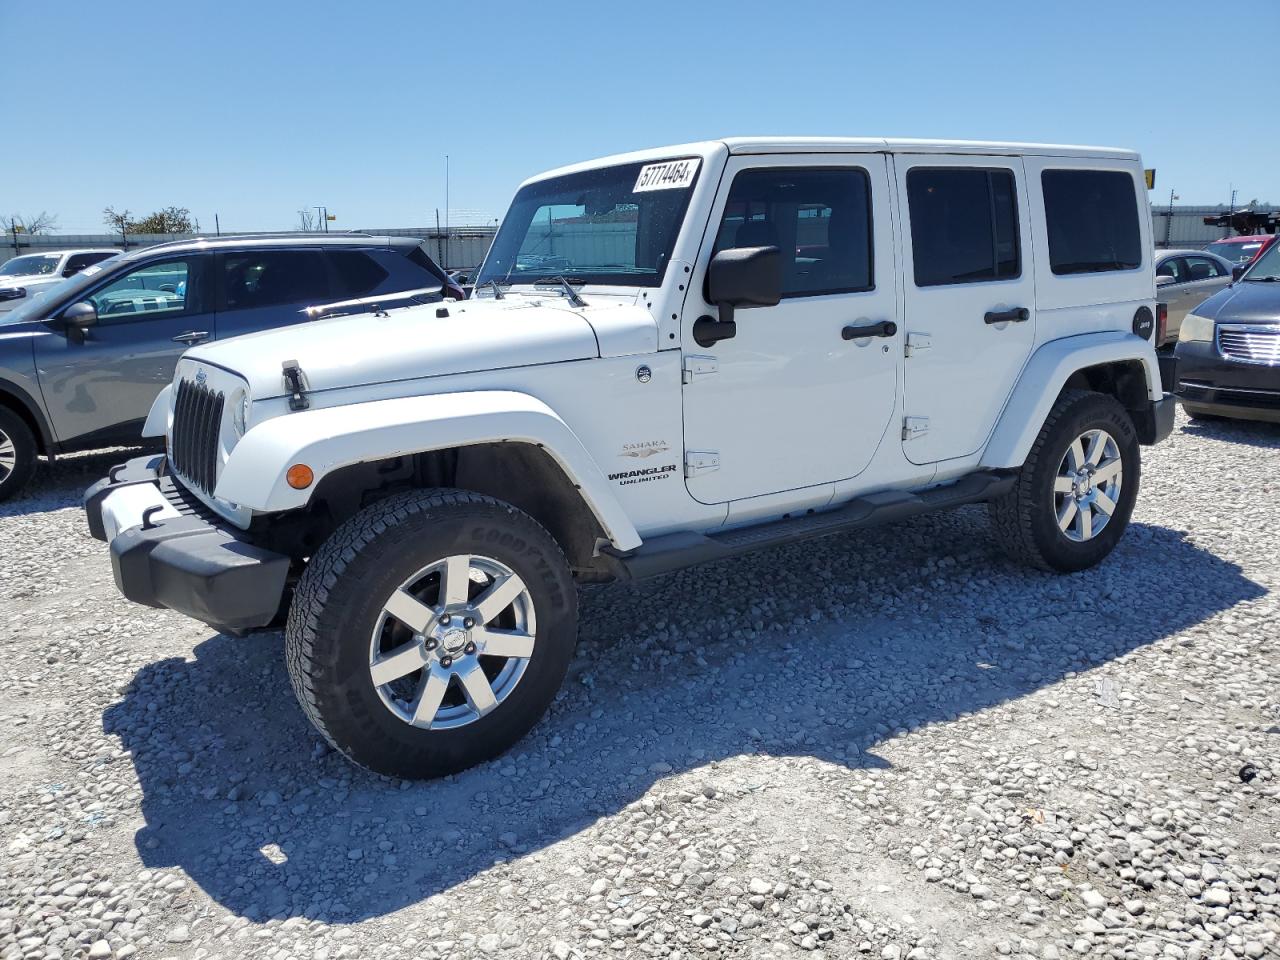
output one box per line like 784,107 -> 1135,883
286,464 -> 315,489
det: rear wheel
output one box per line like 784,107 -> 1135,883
285,489 -> 577,779
989,391 -> 1140,573
0,408 -> 37,503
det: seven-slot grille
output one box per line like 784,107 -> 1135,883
170,377 -> 225,496
1217,324 -> 1280,365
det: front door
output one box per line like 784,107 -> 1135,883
33,256 -> 213,447
681,155 -> 900,504
895,155 -> 1037,464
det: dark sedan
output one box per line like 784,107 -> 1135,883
1173,240 -> 1280,423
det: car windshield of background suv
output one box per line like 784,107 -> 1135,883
0,254 -> 60,277
1242,243 -> 1280,281
1207,240 -> 1266,265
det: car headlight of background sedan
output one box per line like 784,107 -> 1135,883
1179,313 -> 1215,343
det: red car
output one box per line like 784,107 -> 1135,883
1203,234 -> 1279,269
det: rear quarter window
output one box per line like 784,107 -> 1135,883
1041,170 -> 1141,275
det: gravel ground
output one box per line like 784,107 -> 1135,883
1,412 -> 1278,960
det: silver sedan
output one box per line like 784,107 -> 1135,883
1155,249 -> 1235,346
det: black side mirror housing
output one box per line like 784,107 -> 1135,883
1232,265 -> 1245,282
62,266 -> 79,278
695,245 -> 782,347
60,300 -> 98,329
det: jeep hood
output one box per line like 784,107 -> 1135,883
184,298 -> 611,399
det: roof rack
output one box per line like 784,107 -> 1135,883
137,231 -> 381,251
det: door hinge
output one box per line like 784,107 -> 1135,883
902,416 -> 929,441
685,450 -> 721,478
682,355 -> 719,384
905,333 -> 932,357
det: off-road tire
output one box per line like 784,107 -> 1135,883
285,489 -> 577,779
0,407 -> 37,503
989,390 -> 1140,573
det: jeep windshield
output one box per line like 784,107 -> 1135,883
476,157 -> 701,289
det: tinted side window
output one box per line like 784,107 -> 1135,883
1183,255 -> 1223,280
1041,170 -> 1141,275
713,168 -> 873,297
221,251 -> 329,311
907,168 -> 1021,287
1156,257 -> 1186,282
328,250 -> 390,299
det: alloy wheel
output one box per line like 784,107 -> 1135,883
1053,428 -> 1123,543
368,554 -> 537,730
0,428 -> 15,483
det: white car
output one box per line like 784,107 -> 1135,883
86,137 -> 1173,779
0,248 -> 121,312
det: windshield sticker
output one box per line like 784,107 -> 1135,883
82,265 -> 104,277
633,158 -> 700,193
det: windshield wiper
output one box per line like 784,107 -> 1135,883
484,279 -> 505,299
532,275 -> 587,307
1244,275 -> 1278,282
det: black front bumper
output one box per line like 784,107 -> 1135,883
1173,340 -> 1280,421
84,456 -> 290,632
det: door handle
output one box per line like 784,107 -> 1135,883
172,331 -> 210,345
842,320 -> 897,340
984,307 -> 1030,325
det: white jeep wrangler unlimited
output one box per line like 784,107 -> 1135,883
86,138 -> 1174,779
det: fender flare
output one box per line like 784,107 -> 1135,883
142,384 -> 172,438
215,389 -> 642,551
981,332 -> 1161,469
0,376 -> 55,452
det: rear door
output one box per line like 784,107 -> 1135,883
213,248 -> 331,339
895,155 -> 1036,464
33,256 -> 213,446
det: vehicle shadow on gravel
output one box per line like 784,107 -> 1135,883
103,510 -> 1265,924
1178,416 -> 1280,448
0,446 -> 148,518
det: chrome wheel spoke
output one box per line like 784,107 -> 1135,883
1079,504 -> 1094,540
1084,432 -> 1106,467
1067,437 -> 1086,473
1053,475 -> 1075,494
476,626 -> 535,659
370,641 -> 430,686
1094,457 -> 1123,485
440,554 -> 472,607
0,434 -> 14,477
1057,498 -> 1078,532
1093,489 -> 1117,517
456,660 -> 498,716
410,667 -> 450,727
383,589 -> 437,633
473,572 -> 526,625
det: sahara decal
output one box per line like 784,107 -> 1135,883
620,440 -> 670,459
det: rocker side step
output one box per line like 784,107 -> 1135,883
612,470 -> 1016,581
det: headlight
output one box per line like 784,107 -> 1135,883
230,391 -> 250,435
1179,313 -> 1215,344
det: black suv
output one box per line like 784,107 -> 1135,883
1174,237 -> 1280,423
0,235 -> 460,500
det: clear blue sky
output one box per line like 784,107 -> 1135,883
3,0 -> 1276,234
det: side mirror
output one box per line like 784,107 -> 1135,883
695,245 -> 782,347
1232,265 -> 1245,281
1155,274 -> 1177,287
62,266 -> 79,278
60,301 -> 98,329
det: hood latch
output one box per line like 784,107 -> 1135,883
282,359 -> 310,411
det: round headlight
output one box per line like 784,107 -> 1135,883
231,392 -> 250,434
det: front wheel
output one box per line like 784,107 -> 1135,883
285,490 -> 577,779
989,390 -> 1140,573
0,407 -> 37,503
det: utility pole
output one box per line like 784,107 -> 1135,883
215,213 -> 220,236
1166,187 -> 1178,247
444,155 -> 450,269
1227,185 -> 1237,237
9,218 -> 19,257
435,208 -> 444,267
